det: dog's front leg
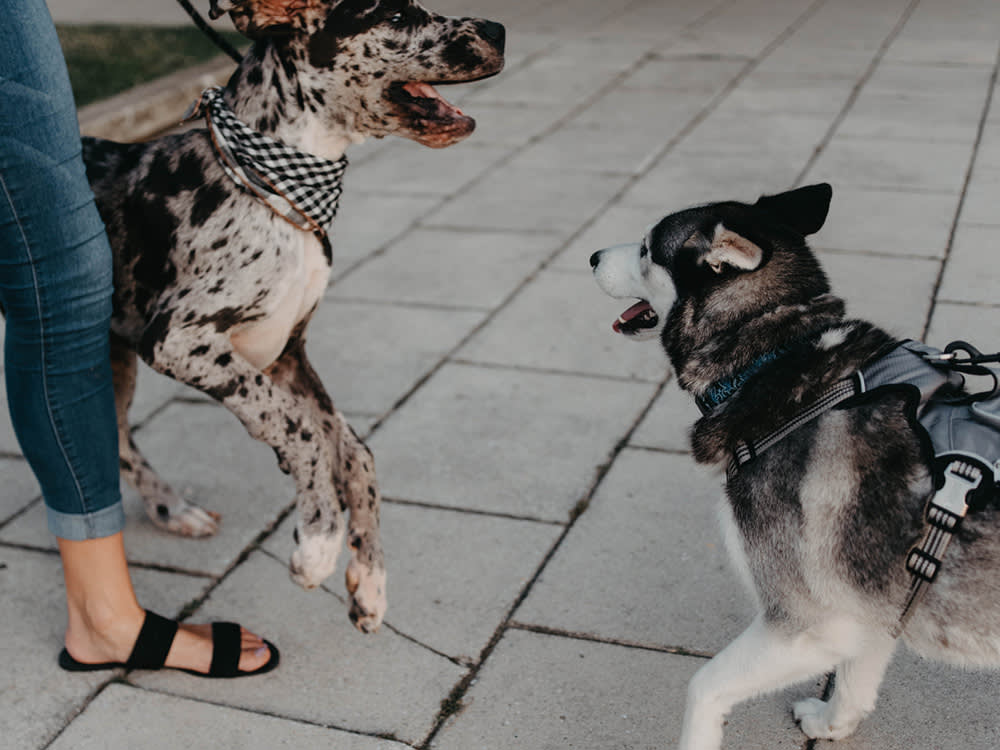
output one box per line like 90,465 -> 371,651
265,336 -> 386,633
331,410 -> 387,633
793,631 -> 896,740
678,615 -> 840,750
140,321 -> 345,587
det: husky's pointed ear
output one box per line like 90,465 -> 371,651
703,224 -> 764,274
753,183 -> 832,236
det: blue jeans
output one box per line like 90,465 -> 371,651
0,0 -> 124,540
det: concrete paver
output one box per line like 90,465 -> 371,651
368,363 -> 659,520
48,683 -> 412,750
516,449 -> 752,655
6,0 -> 1000,748
132,551 -> 467,744
264,503 -> 564,663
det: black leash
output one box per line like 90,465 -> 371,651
175,0 -> 243,63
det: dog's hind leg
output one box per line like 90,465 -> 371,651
793,630 -> 896,740
678,614 -> 845,750
110,334 -> 220,537
265,332 -> 386,633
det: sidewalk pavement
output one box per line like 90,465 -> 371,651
5,0 -> 1000,748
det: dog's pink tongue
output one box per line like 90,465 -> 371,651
613,301 -> 653,333
402,82 -> 465,115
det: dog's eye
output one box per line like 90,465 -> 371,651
389,11 -> 405,25
640,245 -> 649,258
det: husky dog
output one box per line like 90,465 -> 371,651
590,184 -> 1000,749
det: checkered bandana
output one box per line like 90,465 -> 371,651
184,86 -> 347,249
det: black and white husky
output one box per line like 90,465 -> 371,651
591,184 -> 1000,749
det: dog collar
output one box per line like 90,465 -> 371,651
184,87 -> 347,260
696,349 -> 789,415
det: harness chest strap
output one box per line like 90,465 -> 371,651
727,341 -> 955,480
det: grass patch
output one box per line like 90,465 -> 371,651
56,24 -> 247,107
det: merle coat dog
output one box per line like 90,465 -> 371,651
82,0 -> 504,633
591,184 -> 1000,748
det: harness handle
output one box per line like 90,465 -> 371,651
921,340 -> 1000,405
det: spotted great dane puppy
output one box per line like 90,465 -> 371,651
82,0 -> 505,632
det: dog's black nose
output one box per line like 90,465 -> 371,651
589,250 -> 602,269
476,20 -> 506,52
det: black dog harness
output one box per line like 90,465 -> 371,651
722,339 -> 1000,635
184,86 -> 348,261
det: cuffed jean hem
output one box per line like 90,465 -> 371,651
46,500 -> 126,541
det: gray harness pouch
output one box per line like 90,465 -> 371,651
861,340 -> 1000,511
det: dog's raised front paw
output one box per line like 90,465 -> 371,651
148,497 -> 220,537
345,559 -> 386,634
793,697 -> 859,740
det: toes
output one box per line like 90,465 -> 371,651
346,560 -> 387,634
793,697 -> 826,723
238,640 -> 273,672
289,531 -> 342,590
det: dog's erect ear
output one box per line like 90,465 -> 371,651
753,183 -> 833,237
703,224 -> 765,274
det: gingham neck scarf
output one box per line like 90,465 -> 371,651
185,87 -> 347,251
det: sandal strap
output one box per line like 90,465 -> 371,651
209,621 -> 242,677
125,611 -> 179,670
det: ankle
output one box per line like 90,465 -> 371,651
65,599 -> 145,663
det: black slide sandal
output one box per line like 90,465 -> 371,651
58,610 -> 279,678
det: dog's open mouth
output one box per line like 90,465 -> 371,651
613,300 -> 659,336
387,81 -> 476,148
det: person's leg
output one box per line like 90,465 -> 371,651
0,0 -> 271,673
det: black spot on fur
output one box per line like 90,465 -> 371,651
205,378 -> 240,401
247,63 -> 264,87
197,306 -> 262,333
138,310 -> 173,363
174,152 -> 208,193
124,194 -> 179,315
190,344 -> 211,356
191,182 -> 228,227
308,0 -> 386,67
442,34 -> 485,72
157,504 -> 169,518
215,352 -> 233,367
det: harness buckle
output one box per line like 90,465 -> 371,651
930,460 -> 982,522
